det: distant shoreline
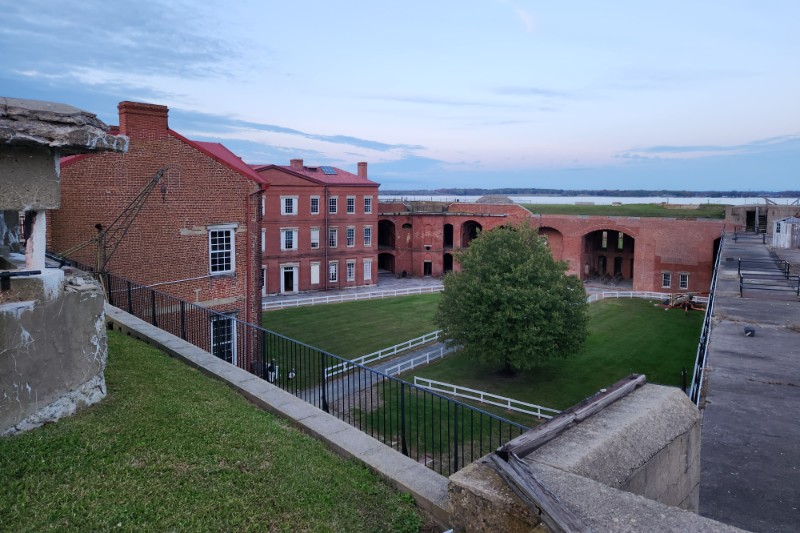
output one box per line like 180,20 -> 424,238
380,189 -> 800,198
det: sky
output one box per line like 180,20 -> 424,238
2,1 -> 799,191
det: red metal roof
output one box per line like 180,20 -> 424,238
251,163 -> 379,187
171,133 -> 267,186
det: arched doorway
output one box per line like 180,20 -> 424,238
582,229 -> 635,284
461,220 -> 482,247
443,253 -> 453,273
538,226 -> 564,260
378,220 -> 395,249
378,252 -> 395,274
444,224 -> 454,249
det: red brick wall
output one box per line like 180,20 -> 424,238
49,103 -> 263,337
256,167 -> 379,294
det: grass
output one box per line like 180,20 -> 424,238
0,331 -> 424,532
410,298 -> 703,412
522,203 -> 727,218
263,293 -> 441,357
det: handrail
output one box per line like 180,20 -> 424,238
325,330 -> 442,377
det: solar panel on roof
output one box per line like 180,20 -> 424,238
320,165 -> 337,175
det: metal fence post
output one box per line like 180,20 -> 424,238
105,273 -> 113,305
401,382 -> 408,457
453,403 -> 459,473
150,290 -> 157,327
180,301 -> 186,340
126,281 -> 133,313
320,351 -> 330,413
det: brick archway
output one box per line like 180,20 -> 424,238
582,229 -> 635,283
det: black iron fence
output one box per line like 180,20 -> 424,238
52,254 -> 528,476
738,258 -> 800,297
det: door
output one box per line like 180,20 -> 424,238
281,265 -> 298,293
261,266 -> 267,297
423,260 -> 432,277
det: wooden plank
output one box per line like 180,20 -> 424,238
487,453 -> 592,533
497,374 -> 646,460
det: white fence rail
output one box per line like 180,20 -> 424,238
587,290 -> 709,304
413,377 -> 560,420
381,345 -> 453,377
263,285 -> 444,310
325,330 -> 442,378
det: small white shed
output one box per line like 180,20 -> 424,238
772,216 -> 800,248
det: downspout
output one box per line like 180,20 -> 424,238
324,185 -> 329,291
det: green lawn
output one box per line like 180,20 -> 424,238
0,331 -> 423,532
410,298 -> 702,412
523,203 -> 727,218
263,293 -> 441,357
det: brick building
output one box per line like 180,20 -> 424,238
379,201 -> 724,294
49,101 -> 267,367
377,200 -> 532,278
253,159 -> 379,294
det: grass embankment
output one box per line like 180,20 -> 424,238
411,298 -> 702,412
0,331 -> 423,532
523,203 -> 727,218
263,293 -> 441,357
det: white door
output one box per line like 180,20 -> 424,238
281,265 -> 299,293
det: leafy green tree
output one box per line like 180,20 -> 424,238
435,223 -> 588,374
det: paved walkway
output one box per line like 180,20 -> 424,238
700,235 -> 800,532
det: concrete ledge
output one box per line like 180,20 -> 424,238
104,304 -> 450,527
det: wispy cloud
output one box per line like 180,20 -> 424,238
618,134 -> 800,160
514,7 -> 536,33
365,94 -> 519,109
492,87 -> 571,98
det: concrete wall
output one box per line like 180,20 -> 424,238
447,384 -> 731,532
1,273 -> 107,435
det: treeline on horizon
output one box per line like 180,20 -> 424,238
380,188 -> 800,198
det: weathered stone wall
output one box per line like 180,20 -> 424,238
448,384 -> 731,532
0,274 -> 107,435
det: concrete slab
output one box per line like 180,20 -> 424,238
700,236 -> 800,532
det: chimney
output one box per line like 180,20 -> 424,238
290,159 -> 304,170
118,101 -> 169,137
358,162 -> 368,179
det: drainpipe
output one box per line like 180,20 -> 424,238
324,185 -> 329,291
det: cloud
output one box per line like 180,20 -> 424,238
514,7 -> 536,33
365,94 -> 519,109
492,87 -> 571,98
603,67 -> 755,92
619,134 -> 800,159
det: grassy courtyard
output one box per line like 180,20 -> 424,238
0,331 -> 423,532
410,298 -> 702,412
522,202 -> 727,218
263,293 -> 441,357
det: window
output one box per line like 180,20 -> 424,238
280,228 -> 298,250
363,226 -> 372,246
601,230 -> 608,249
679,273 -> 689,290
346,260 -> 356,281
364,196 -> 373,214
310,227 -> 320,249
310,196 -> 320,215
329,261 -> 338,282
328,227 -> 338,248
261,229 -> 266,252
328,196 -> 338,214
209,225 -> 235,275
364,258 -> 372,281
662,272 -> 672,288
261,196 -> 266,217
281,196 -> 298,215
310,262 -> 320,285
347,196 -> 356,214
346,226 -> 355,247
210,315 -> 237,365
617,233 -> 624,250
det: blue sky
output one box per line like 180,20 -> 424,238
2,1 -> 798,191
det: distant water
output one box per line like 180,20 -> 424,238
378,195 -> 800,206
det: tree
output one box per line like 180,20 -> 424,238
435,223 -> 588,374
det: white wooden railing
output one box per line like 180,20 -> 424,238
413,377 -> 560,420
586,290 -> 709,304
325,330 -> 442,378
381,345 -> 453,377
263,285 -> 444,310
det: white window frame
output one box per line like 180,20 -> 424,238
328,196 -> 338,214
210,314 -> 237,366
662,272 -> 672,289
310,196 -> 320,215
261,228 -> 266,253
329,261 -> 338,283
679,273 -> 689,290
346,260 -> 356,281
310,262 -> 320,285
280,228 -> 298,251
261,196 -> 266,217
208,224 -> 236,275
364,196 -> 373,214
310,227 -> 320,249
363,226 -> 372,247
328,227 -> 338,248
346,196 -> 356,214
281,195 -> 298,215
364,258 -> 373,281
346,226 -> 355,247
